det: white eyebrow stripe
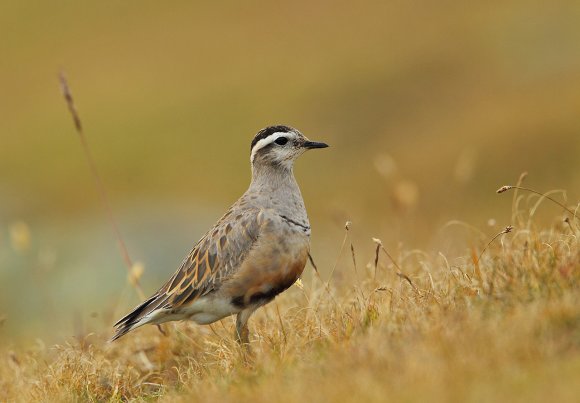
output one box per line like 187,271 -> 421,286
250,132 -> 293,163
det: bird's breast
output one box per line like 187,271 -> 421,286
225,229 -> 309,309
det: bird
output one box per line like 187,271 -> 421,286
111,125 -> 328,344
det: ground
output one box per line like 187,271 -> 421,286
1,196 -> 578,402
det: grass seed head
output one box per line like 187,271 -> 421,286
496,185 -> 513,193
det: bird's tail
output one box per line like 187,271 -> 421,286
110,294 -> 165,341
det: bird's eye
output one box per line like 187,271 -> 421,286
274,137 -> 288,145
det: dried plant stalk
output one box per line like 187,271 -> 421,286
58,71 -> 145,300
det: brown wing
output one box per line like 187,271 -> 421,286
160,207 -> 262,307
112,207 -> 262,340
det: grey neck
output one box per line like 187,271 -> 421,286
250,162 -> 296,191
246,162 -> 309,226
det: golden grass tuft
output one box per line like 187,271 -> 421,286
1,189 -> 579,402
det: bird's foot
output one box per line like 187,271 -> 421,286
234,325 -> 254,364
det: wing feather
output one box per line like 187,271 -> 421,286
165,207 -> 261,306
111,206 -> 263,340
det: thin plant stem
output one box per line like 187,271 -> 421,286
58,70 -> 145,300
498,184 -> 577,220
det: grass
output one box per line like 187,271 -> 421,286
1,187 -> 578,402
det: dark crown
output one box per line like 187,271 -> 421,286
250,125 -> 294,151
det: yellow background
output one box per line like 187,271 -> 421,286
1,1 -> 579,341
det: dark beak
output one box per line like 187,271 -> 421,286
303,141 -> 329,149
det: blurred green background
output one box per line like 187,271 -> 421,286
1,1 -> 579,342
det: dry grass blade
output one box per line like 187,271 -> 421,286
475,225 -> 514,266
58,70 -> 145,300
327,221 -> 351,283
373,242 -> 380,280
1,202 -> 579,402
510,171 -> 527,225
347,224 -> 365,301
372,238 -> 418,293
497,183 -> 578,221
308,252 -> 337,306
564,217 -> 574,233
309,222 -> 353,309
307,252 -> 319,274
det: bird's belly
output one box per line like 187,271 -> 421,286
225,236 -> 310,309
178,296 -> 242,325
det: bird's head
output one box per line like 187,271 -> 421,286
250,125 -> 328,171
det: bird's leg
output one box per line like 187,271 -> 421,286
235,319 -> 250,345
235,309 -> 255,365
235,309 -> 252,345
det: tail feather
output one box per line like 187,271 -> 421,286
111,294 -> 166,341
